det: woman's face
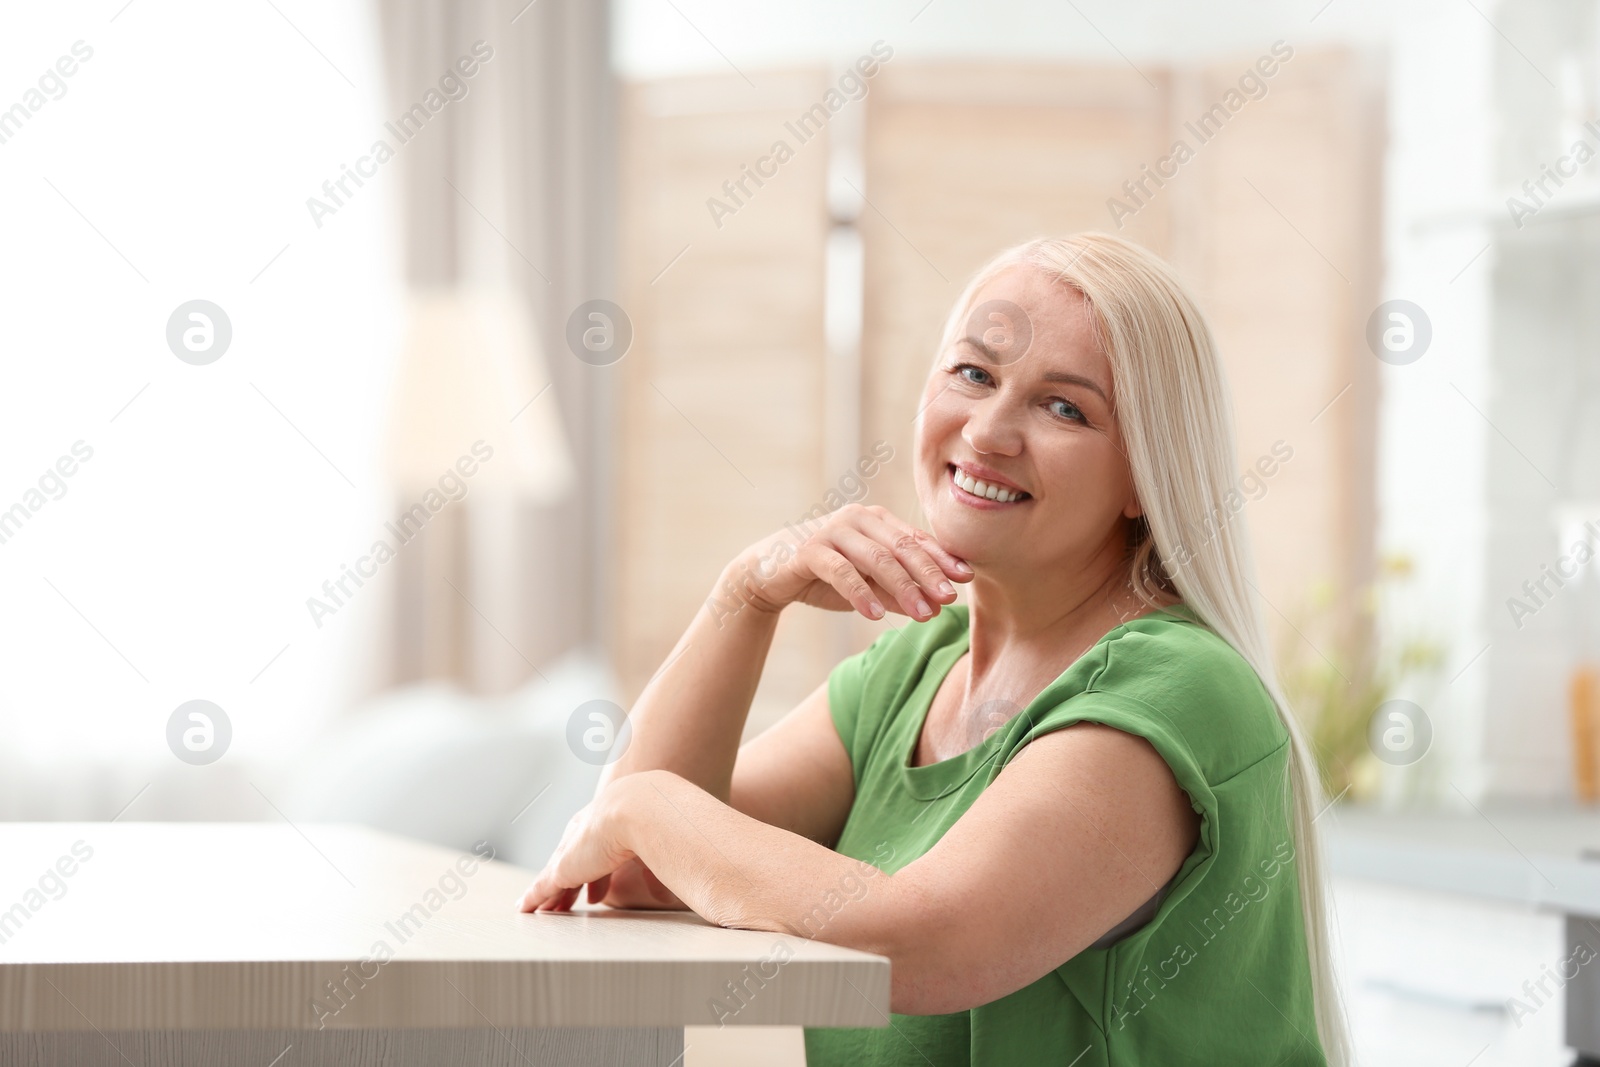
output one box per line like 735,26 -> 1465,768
913,263 -> 1141,573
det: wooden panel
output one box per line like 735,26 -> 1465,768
612,71 -> 835,728
1170,48 -> 1384,655
0,823 -> 888,1030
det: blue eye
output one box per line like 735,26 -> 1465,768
1049,399 -> 1085,423
954,363 -> 991,386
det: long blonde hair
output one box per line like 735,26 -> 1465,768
932,232 -> 1349,1065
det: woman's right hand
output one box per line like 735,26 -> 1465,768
730,504 -> 974,622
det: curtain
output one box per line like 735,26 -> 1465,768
375,0 -> 615,691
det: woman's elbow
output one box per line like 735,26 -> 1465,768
866,885 -> 981,1015
887,944 -> 993,1015
724,870 -> 976,1013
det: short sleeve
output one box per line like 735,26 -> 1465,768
1008,688 -> 1216,821
1003,618 -> 1288,788
826,627 -> 899,786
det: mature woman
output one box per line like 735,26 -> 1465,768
516,233 -> 1348,1066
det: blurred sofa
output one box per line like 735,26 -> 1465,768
272,645 -> 615,869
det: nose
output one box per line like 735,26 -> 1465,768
962,396 -> 1023,457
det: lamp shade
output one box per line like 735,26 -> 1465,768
385,285 -> 576,502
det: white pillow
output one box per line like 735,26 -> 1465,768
275,645 -> 617,869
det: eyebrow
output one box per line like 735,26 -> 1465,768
956,336 -> 1111,404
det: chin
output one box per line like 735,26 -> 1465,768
923,510 -> 982,560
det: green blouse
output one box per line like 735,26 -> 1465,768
804,603 -> 1326,1066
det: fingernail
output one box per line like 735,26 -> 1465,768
916,599 -> 932,617
868,600 -> 884,618
954,560 -> 973,573
937,580 -> 954,595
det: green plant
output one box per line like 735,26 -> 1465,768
1275,553 -> 1448,802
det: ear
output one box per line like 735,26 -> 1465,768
1123,495 -> 1143,520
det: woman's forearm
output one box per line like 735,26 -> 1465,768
519,769 -> 934,1005
618,770 -> 906,954
600,562 -> 782,802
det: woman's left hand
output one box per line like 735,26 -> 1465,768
513,773 -> 647,913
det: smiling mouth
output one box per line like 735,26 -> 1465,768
947,463 -> 1031,504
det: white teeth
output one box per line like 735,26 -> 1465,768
953,467 -> 1026,503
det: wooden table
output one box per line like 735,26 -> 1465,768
0,822 -> 889,1066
